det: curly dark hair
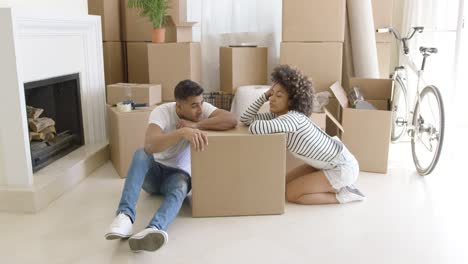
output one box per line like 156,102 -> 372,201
271,65 -> 315,116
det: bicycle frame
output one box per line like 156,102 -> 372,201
387,27 -> 428,139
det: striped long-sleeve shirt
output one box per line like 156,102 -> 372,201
240,94 -> 343,167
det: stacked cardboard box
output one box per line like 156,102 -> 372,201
281,0 -> 345,138
88,0 -> 126,85
280,0 -> 345,93
122,0 -> 199,88
219,47 -> 268,94
343,0 -> 394,83
106,83 -> 162,178
107,105 -> 157,177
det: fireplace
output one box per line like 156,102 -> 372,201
24,73 -> 84,172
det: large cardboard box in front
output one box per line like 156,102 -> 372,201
282,0 -> 346,42
108,106 -> 154,178
329,79 -> 393,173
126,42 -> 149,83
103,42 -> 125,85
191,125 -> 286,217
220,47 -> 268,94
148,43 -> 201,102
88,0 -> 121,41
280,42 -> 343,93
106,83 -> 162,106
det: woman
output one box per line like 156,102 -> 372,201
240,65 -> 365,204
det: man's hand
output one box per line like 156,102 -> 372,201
177,119 -> 198,129
179,127 -> 208,151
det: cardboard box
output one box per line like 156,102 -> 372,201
220,47 -> 268,93
103,42 -> 125,85
88,0 -> 121,41
165,16 -> 196,43
191,125 -> 286,217
108,106 -> 155,178
329,79 -> 393,173
122,0 -> 196,42
148,42 -> 201,102
121,0 -> 153,42
126,42 -> 149,83
372,0 -> 394,42
280,42 -> 343,93
377,42 -> 391,78
282,0 -> 346,42
106,83 -> 162,106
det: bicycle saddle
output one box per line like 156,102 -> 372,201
420,47 -> 438,54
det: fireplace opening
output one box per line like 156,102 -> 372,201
24,73 -> 84,172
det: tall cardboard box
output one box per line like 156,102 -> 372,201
329,79 -> 393,173
88,0 -> 121,41
103,42 -> 125,85
220,47 -> 268,94
377,42 -> 391,78
280,42 -> 343,93
372,0 -> 394,42
108,106 -> 155,178
148,43 -> 201,102
121,0 -> 152,42
126,42 -> 150,83
106,83 -> 162,106
282,0 -> 345,42
191,125 -> 286,217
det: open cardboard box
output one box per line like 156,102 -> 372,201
327,79 -> 393,173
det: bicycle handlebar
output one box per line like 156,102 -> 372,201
376,26 -> 425,55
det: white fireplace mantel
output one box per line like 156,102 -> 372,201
0,8 -> 108,187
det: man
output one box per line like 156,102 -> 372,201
105,80 -> 237,252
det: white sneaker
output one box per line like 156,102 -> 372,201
105,213 -> 133,240
336,185 -> 366,203
129,227 -> 168,252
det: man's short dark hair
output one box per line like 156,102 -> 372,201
174,80 -> 204,101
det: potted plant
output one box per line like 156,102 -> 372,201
128,0 -> 169,43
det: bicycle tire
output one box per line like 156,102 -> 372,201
391,76 -> 408,142
411,85 -> 445,175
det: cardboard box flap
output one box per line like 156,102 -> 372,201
329,81 -> 349,109
166,16 -> 197,27
323,107 -> 344,132
348,78 -> 393,100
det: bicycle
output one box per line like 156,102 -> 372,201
377,26 -> 445,176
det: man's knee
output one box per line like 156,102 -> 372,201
133,148 -> 151,163
171,174 -> 190,196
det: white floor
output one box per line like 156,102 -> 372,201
1,132 -> 467,264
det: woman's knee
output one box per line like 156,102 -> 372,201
286,183 -> 301,202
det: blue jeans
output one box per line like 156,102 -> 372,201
116,148 -> 191,231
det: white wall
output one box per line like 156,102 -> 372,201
0,0 -> 87,16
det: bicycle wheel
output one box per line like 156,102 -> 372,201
391,76 -> 408,142
411,85 -> 445,175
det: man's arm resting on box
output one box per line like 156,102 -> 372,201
144,124 -> 208,154
178,109 -> 237,131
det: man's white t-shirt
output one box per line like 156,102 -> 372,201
148,102 -> 217,176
